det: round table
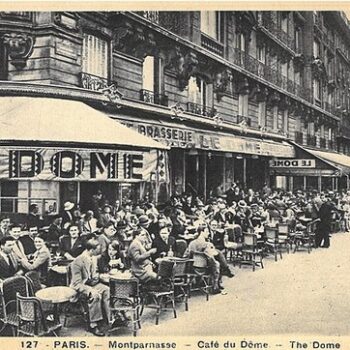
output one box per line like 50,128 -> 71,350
36,286 -> 77,323
100,270 -> 133,283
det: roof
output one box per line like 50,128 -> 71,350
0,96 -> 168,150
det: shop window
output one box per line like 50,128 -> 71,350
200,11 -> 221,41
0,180 -> 59,215
82,33 -> 108,79
258,101 -> 267,128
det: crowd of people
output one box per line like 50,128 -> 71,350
0,183 -> 347,336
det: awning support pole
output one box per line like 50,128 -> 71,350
243,158 -> 247,188
203,154 -> 207,201
318,176 -> 322,193
303,176 -> 307,190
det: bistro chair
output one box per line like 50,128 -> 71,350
25,271 -> 44,296
240,233 -> 264,272
108,278 -> 141,336
140,260 -> 177,325
277,222 -> 292,253
175,239 -> 188,258
264,226 -> 283,261
172,259 -> 191,311
16,293 -> 62,337
190,252 -> 214,301
294,219 -> 318,253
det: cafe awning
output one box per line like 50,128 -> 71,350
307,148 -> 350,175
0,96 -> 168,150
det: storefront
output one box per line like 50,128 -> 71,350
116,116 -> 295,199
0,97 -> 168,215
269,144 -> 350,192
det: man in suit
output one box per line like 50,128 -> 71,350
128,229 -> 157,283
26,204 -> 42,229
151,226 -> 176,262
59,224 -> 85,260
19,226 -> 38,256
0,216 -> 10,239
8,224 -> 28,262
45,215 -> 63,244
316,196 -> 335,248
0,236 -> 22,280
70,235 -> 109,336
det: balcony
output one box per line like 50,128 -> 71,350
236,115 -> 251,127
295,131 -> 303,144
319,138 -> 326,148
232,48 -> 312,103
201,33 -> 224,57
140,89 -> 169,107
259,14 -> 295,52
80,72 -> 117,92
307,134 -> 317,146
186,102 -> 216,117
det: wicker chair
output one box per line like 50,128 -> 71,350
0,276 -> 30,336
140,260 -> 177,325
16,294 -> 62,336
172,259 -> 191,311
277,223 -> 292,253
25,271 -> 44,296
108,278 -> 141,336
240,233 -> 264,272
265,226 -> 283,261
190,252 -> 213,301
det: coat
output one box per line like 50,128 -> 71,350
0,253 -> 19,280
59,235 -> 85,259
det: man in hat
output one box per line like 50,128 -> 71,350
234,200 -> 253,232
138,214 -> 153,246
61,201 -> 75,228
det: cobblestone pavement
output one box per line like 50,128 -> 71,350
61,232 -> 350,337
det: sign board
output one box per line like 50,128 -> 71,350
269,159 -> 316,168
124,122 -> 295,158
0,148 -> 159,182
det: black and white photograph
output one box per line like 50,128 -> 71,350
0,6 -> 349,344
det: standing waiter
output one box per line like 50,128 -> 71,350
316,196 -> 334,248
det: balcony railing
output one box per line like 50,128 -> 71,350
338,126 -> 350,139
232,48 -> 313,103
140,89 -> 169,107
80,72 -> 117,92
201,33 -> 224,56
295,131 -> 303,144
236,115 -> 251,127
307,134 -> 317,146
319,138 -> 326,148
328,140 -> 337,151
187,102 -> 216,117
259,14 -> 295,51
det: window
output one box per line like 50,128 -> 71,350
272,106 -> 278,131
188,76 -> 213,113
313,78 -> 321,105
280,14 -> 288,33
295,71 -> 301,85
282,110 -> 288,134
139,11 -> 159,23
82,33 -> 108,78
237,32 -> 247,52
142,56 -> 155,92
257,45 -> 266,63
294,27 -> 302,52
258,102 -> 267,128
308,122 -> 315,136
313,40 -> 320,58
200,11 -> 220,40
238,94 -> 249,117
281,61 -> 288,78
0,181 -> 59,214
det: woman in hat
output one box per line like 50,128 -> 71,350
234,200 -> 253,232
61,201 -> 75,228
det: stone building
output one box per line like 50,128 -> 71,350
0,10 -> 350,214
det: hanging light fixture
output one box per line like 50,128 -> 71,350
236,154 -> 243,160
252,154 -> 259,159
188,147 -> 198,156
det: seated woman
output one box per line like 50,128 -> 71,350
98,240 -> 124,274
59,224 -> 86,261
19,233 -> 51,283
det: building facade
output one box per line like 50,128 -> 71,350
0,10 -> 350,214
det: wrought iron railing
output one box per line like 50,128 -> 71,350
186,102 -> 216,117
201,33 -> 224,56
295,131 -> 304,144
80,72 -> 117,92
140,89 -> 169,106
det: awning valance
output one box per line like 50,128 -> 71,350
0,96 -> 168,151
111,114 -> 295,158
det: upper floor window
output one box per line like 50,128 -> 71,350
294,27 -> 302,52
188,76 -> 213,116
142,56 -> 155,92
313,39 -> 321,58
257,45 -> 266,63
82,33 -> 108,78
280,13 -> 288,33
313,78 -> 321,106
200,11 -> 221,41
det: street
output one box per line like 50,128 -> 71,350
139,232 -> 350,336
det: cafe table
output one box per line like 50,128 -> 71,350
100,269 -> 134,284
36,286 -> 77,323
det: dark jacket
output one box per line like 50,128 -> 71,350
0,253 -> 19,280
45,224 -> 62,243
97,251 -> 123,274
151,236 -> 176,261
19,235 -> 36,256
59,235 -> 85,258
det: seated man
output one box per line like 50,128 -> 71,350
151,226 -> 176,262
97,221 -> 117,255
0,236 -> 22,280
128,228 -> 157,283
19,226 -> 38,256
70,234 -> 110,336
184,227 -> 222,294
